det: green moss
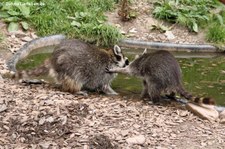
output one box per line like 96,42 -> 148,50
206,23 -> 225,44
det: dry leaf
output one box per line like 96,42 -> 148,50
126,135 -> 146,145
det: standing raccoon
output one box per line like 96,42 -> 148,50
107,50 -> 215,104
9,37 -> 129,95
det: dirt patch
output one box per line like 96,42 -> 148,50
106,0 -> 207,44
0,79 -> 224,148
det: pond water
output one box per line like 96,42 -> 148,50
16,47 -> 225,106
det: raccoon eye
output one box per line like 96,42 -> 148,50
116,55 -> 121,61
125,59 -> 129,65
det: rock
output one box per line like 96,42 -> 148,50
83,145 -> 89,149
164,31 -> 175,40
0,104 -> 7,113
133,124 -> 140,129
21,36 -> 32,42
177,110 -> 189,117
186,103 -> 219,121
129,28 -> 137,33
10,34 -> 16,39
0,69 -> 10,75
31,32 -> 38,39
0,75 -> 3,81
9,47 -> 18,53
115,24 -> 121,28
126,33 -> 136,38
157,34 -> 166,41
219,110 -> 225,124
39,117 -> 46,125
201,142 -> 207,147
121,130 -> 129,137
46,116 -> 54,123
60,115 -> 67,125
120,30 -> 126,35
126,135 -> 145,145
39,141 -> 54,149
14,31 -> 26,38
115,135 -> 122,141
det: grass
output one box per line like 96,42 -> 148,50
153,0 -> 217,32
152,0 -> 225,45
206,23 -> 225,44
29,0 -> 122,46
206,9 -> 225,44
0,0 -> 122,46
1,0 -> 224,45
0,0 -> 31,32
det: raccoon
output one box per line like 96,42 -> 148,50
8,36 -> 129,95
107,49 -> 215,105
49,39 -> 129,95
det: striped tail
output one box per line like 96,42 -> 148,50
177,86 -> 215,105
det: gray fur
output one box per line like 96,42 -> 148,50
49,39 -> 128,95
108,50 -> 188,103
9,36 -> 128,95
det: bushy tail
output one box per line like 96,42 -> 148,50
7,34 -> 65,73
177,86 -> 215,105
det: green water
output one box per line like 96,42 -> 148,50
16,48 -> 225,106
179,57 -> 225,106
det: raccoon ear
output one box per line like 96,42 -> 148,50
113,45 -> 122,55
142,48 -> 147,55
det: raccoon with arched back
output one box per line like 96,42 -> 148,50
50,39 -> 129,95
9,38 -> 129,95
107,49 -> 215,105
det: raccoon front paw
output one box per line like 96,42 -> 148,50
105,67 -> 113,73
